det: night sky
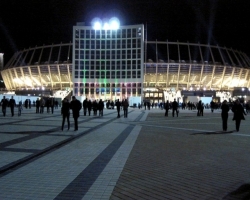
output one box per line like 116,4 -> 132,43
0,0 -> 250,64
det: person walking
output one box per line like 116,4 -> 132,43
83,98 -> 88,116
210,100 -> 215,112
98,99 -> 104,116
92,100 -> 98,116
172,99 -> 179,117
50,97 -> 55,114
165,100 -> 169,117
123,99 -> 129,118
61,98 -> 70,131
1,96 -> 8,116
70,96 -> 82,131
87,100 -> 92,116
40,97 -> 45,113
9,96 -> 16,117
221,100 -> 230,131
18,100 -> 22,116
197,100 -> 204,116
231,99 -> 247,132
116,99 -> 121,118
36,98 -> 40,113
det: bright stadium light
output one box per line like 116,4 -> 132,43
91,17 -> 120,30
109,17 -> 120,29
103,22 -> 110,30
91,17 -> 102,30
94,21 -> 102,30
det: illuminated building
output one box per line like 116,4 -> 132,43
72,19 -> 144,100
1,20 -> 250,102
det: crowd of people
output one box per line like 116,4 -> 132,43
61,97 -> 129,131
1,95 -> 249,132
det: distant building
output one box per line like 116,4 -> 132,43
72,22 -> 144,100
1,21 -> 250,103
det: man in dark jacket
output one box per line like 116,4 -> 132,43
231,99 -> 246,132
61,98 -> 70,131
165,100 -> 169,117
116,99 -> 121,118
123,99 -> 129,118
9,96 -> 16,116
70,96 -> 82,131
83,98 -> 88,116
1,96 -> 9,116
172,99 -> 179,117
221,100 -> 230,131
98,99 -> 104,116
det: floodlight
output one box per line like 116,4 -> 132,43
94,22 -> 102,30
103,22 -> 110,30
91,18 -> 102,30
109,17 -> 120,30
91,17 -> 120,30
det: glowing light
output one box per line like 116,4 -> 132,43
91,17 -> 102,30
109,17 -> 120,29
103,22 -> 110,30
91,17 -> 120,30
93,21 -> 101,30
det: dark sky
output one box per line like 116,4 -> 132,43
0,0 -> 250,63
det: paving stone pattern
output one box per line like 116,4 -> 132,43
0,107 -> 250,199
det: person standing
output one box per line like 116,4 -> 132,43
231,99 -> 246,132
197,100 -> 204,116
210,100 -> 215,112
87,100 -> 92,116
92,100 -> 98,116
18,100 -> 22,116
98,99 -> 104,116
83,98 -> 88,116
123,99 -> 129,118
61,98 -> 70,131
165,100 -> 169,117
40,97 -> 45,113
36,98 -> 40,113
46,98 -> 51,113
221,100 -> 230,131
1,96 -> 9,116
172,99 -> 179,117
50,97 -> 55,114
116,99 -> 121,118
9,96 -> 16,117
70,96 -> 82,131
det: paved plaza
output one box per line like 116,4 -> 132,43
0,106 -> 250,200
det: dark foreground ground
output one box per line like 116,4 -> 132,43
0,107 -> 250,200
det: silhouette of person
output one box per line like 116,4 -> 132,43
221,100 -> 230,131
61,98 -> 70,131
1,96 -> 8,116
116,99 -> 121,118
232,99 -> 246,132
9,96 -> 16,116
70,96 -> 82,131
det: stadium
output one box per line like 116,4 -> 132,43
1,21 -> 250,104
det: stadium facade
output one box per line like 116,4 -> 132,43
1,21 -> 250,103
